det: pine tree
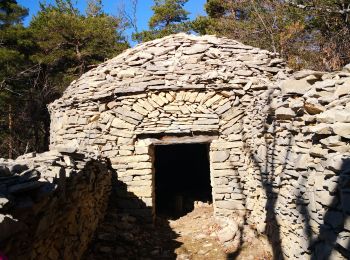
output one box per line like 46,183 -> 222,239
0,0 -> 32,158
0,0 -> 28,27
0,0 -> 129,158
133,0 -> 191,43
30,0 -> 128,91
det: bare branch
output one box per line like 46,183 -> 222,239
117,0 -> 138,34
284,0 -> 350,14
250,0 -> 277,53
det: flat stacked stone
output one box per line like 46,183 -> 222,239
2,33 -> 349,259
244,66 -> 350,259
0,151 -> 112,259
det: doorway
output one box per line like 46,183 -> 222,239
154,143 -> 212,218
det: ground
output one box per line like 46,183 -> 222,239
85,202 -> 272,259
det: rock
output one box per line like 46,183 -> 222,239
183,44 -> 209,55
0,197 -> 9,207
334,108 -> 350,123
314,79 -> 336,89
304,99 -> 325,115
293,70 -> 325,80
211,151 -> 230,162
343,63 -> 350,72
215,200 -> 245,210
320,136 -> 343,147
275,107 -> 296,120
117,68 -> 136,79
217,226 -> 237,243
0,165 -> 11,177
56,146 -> 77,153
326,154 -> 350,172
308,123 -> 333,134
281,79 -> 312,95
310,145 -> 328,158
332,122 -> 350,138
234,70 -> 253,76
316,109 -> 337,123
334,80 -> 350,97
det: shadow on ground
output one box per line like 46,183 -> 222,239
84,172 -> 182,260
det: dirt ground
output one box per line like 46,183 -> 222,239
85,204 -> 272,259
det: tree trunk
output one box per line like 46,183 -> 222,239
8,104 -> 13,159
43,110 -> 50,151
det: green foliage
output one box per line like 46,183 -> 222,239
0,0 -> 129,158
0,0 -> 33,158
133,0 -> 191,43
0,0 -> 28,27
295,0 -> 350,70
30,2 -> 128,91
192,0 -> 350,71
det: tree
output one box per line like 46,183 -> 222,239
289,0 -> 350,70
30,1 -> 128,88
86,0 -> 103,17
133,0 -> 191,43
192,1 -> 306,63
0,0 -> 129,158
192,0 -> 350,71
0,0 -> 28,27
0,0 -> 33,158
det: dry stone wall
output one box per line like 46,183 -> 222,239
0,151 -> 112,259
48,34 -> 286,223
243,68 -> 350,259
1,33 -> 348,259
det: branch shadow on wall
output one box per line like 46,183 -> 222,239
84,167 -> 183,260
226,86 -> 350,260
239,89 -> 288,260
225,88 -> 294,260
310,157 -> 350,259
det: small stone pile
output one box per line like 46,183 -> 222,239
0,150 -> 112,259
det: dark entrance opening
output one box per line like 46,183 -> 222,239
154,143 -> 212,218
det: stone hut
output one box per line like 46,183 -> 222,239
1,33 -> 350,259
44,33 -> 350,259
48,33 -> 286,220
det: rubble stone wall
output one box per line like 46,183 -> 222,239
244,69 -> 350,259
0,151 -> 112,260
10,34 -> 350,259
48,34 -> 286,223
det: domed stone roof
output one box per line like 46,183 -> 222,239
50,33 -> 286,109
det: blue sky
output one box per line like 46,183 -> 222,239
18,0 -> 207,43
